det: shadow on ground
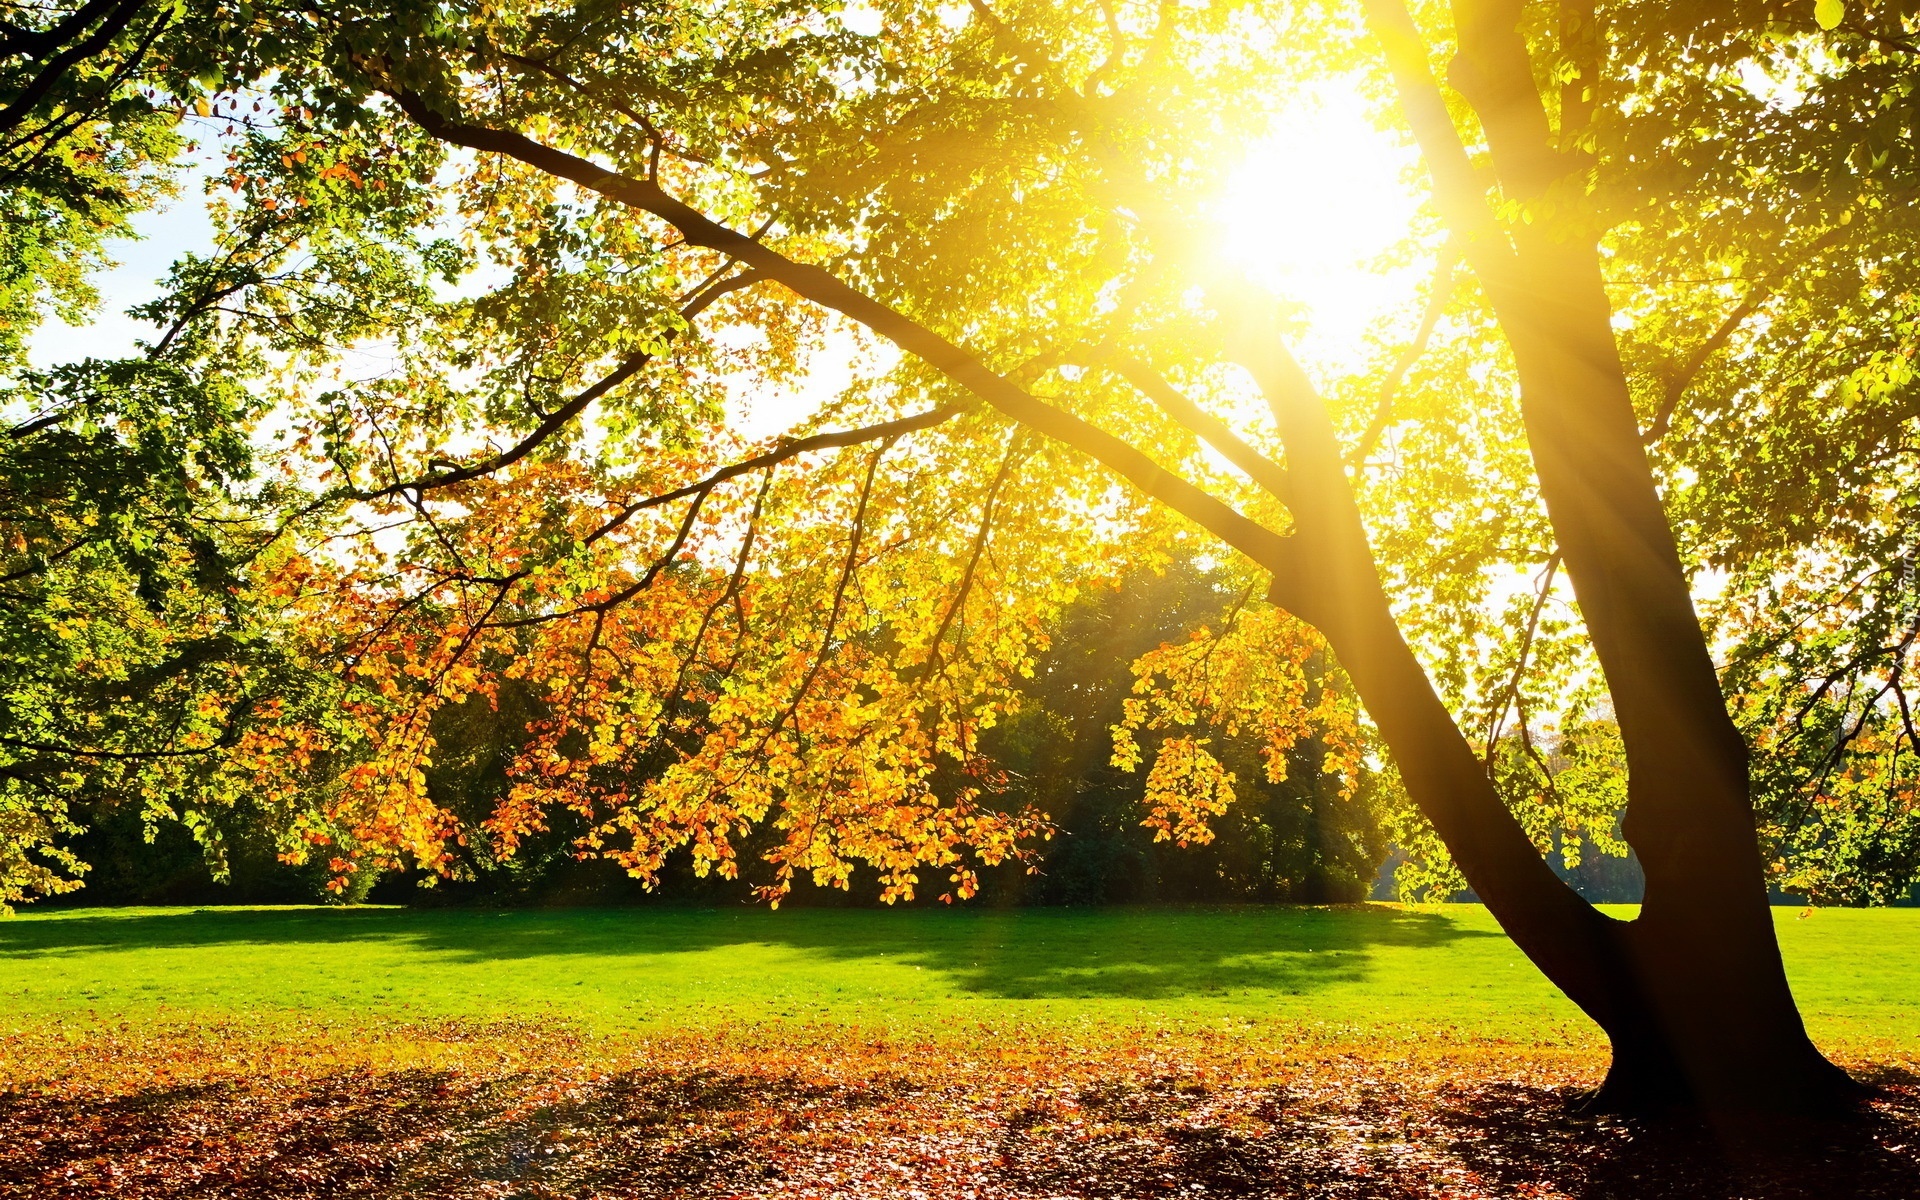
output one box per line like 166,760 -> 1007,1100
0,904 -> 1501,1001
1424,1067 -> 1920,1200
2,1061 -> 1915,1199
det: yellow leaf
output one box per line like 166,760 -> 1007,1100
1815,0 -> 1843,30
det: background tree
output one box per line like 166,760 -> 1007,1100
975,555 -> 1389,905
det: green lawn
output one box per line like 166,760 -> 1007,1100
2,903 -> 1915,1055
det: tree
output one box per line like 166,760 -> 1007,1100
0,2 -> 459,907
308,0 -> 1859,1110
9,0 -> 1917,1113
419,0 -> 1896,1108
985,557 -> 1388,905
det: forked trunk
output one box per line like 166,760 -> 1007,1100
1598,896 -> 1860,1112
1341,0 -> 1865,1115
1315,578 -> 1858,1115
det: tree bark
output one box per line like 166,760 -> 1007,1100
1358,0 -> 1861,1112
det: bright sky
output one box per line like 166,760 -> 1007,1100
35,77 -> 1423,439
28,170 -> 219,370
735,82 -> 1426,438
1210,82 -> 1427,381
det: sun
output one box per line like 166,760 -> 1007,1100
1211,83 -> 1426,377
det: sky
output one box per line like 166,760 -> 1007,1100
29,168 -> 220,371
32,76 -> 1424,441
1212,83 -> 1426,378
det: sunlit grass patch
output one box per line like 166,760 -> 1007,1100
3,903 -> 1915,1066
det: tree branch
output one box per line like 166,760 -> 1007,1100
1641,224 -> 1853,446
1360,0 -> 1519,282
0,0 -> 147,142
482,405 -> 964,630
764,436 -> 895,747
357,268 -> 763,502
1352,241 -> 1459,464
919,433 -> 1025,681
1101,352 -> 1292,507
1484,549 -> 1562,768
383,87 -> 1296,579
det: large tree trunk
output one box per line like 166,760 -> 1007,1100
1237,270 -> 1857,1112
1339,0 -> 1862,1113
1498,243 -> 1857,1111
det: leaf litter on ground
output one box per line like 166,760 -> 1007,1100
2,1022 -> 1916,1199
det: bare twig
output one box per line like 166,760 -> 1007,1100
1351,242 -> 1459,464
1641,224 -> 1852,446
919,432 -> 1026,682
763,436 -> 897,747
1484,550 -> 1562,771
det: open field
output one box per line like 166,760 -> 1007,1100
4,902 -> 1918,1053
3,904 -> 1918,1198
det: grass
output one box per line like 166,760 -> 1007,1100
3,902 -> 1915,1058
5,903 -> 1918,1198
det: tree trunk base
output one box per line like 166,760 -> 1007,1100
1589,1033 -> 1869,1118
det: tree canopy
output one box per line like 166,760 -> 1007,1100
5,0 -> 1920,1108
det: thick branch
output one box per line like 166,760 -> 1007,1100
0,0 -> 146,141
1102,353 -> 1292,507
1224,296 -> 1622,1026
1361,0 -> 1519,284
0,0 -> 124,60
1447,0 -> 1564,202
384,89 -> 1297,580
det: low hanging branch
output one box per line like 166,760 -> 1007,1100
665,465 -> 778,712
589,404 -> 965,541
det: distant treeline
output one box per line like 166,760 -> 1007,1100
62,561 -> 1401,908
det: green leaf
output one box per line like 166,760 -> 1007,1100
1815,0 -> 1844,31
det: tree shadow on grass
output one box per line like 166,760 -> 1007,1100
0,903 -> 1500,1002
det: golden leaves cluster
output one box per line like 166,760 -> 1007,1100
261,413 -> 1147,904
1112,597 -> 1365,848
